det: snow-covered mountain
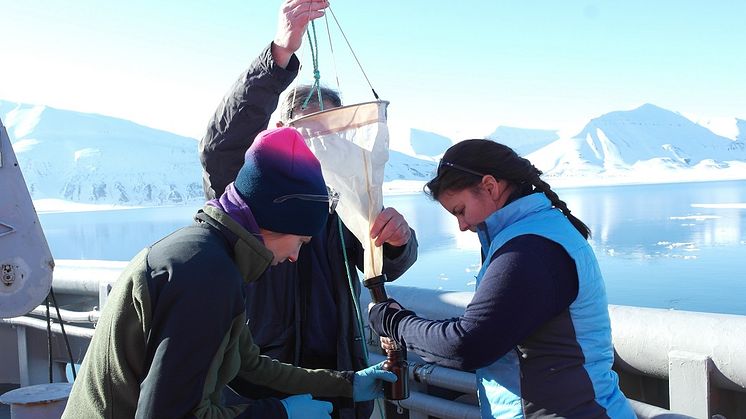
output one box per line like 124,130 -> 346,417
575,104 -> 740,165
3,100 -> 745,206
1,101 -> 203,205
685,115 -> 746,143
486,126 -> 559,156
408,128 -> 452,159
527,104 -> 746,184
1,101 -> 436,205
385,150 -> 437,181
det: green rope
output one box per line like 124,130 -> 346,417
338,216 -> 388,416
301,20 -> 324,111
338,217 -> 370,363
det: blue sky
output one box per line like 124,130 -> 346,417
1,1 -> 744,143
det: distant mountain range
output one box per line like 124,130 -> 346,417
0,100 -> 438,205
1,100 -> 744,206
1,101 -> 204,205
527,104 -> 746,183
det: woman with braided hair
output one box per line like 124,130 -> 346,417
369,139 -> 635,418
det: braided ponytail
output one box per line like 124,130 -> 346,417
526,167 -> 591,239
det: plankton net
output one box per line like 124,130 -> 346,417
290,100 -> 389,280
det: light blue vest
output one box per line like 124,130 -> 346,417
474,193 -> 634,418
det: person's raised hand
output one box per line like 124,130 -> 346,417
272,0 -> 330,68
370,207 -> 412,247
281,394 -> 333,419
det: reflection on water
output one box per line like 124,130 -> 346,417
386,180 -> 746,315
39,205 -> 201,261
39,180 -> 746,315
561,181 -> 744,257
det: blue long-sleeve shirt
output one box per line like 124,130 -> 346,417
370,234 -> 579,371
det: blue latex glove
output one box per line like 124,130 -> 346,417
280,394 -> 333,419
352,361 -> 398,401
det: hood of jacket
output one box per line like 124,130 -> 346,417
200,204 -> 273,283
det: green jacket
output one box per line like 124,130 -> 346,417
63,206 -> 353,418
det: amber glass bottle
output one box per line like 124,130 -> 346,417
382,346 -> 409,400
363,274 -> 410,401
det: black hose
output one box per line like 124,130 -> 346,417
50,287 -> 77,380
45,296 -> 53,383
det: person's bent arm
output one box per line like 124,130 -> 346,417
236,326 -> 354,398
200,0 -> 329,200
134,272 -> 277,417
199,45 -> 299,200
370,235 -> 578,371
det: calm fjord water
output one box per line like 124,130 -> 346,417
39,180 -> 746,315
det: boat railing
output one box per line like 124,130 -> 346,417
360,285 -> 743,419
2,271 -> 744,418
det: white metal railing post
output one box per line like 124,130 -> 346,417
16,326 -> 30,387
668,350 -> 712,418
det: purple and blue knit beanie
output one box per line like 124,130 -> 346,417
233,127 -> 329,236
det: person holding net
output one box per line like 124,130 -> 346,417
199,1 -> 418,418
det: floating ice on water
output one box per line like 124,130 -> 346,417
691,203 -> 746,209
664,242 -> 695,249
670,215 -> 720,221
671,254 -> 698,260
464,264 -> 480,273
